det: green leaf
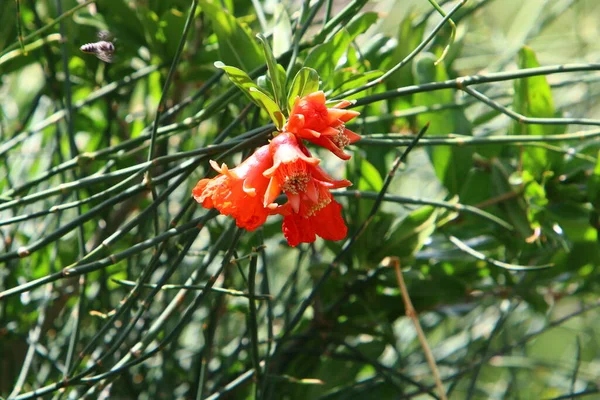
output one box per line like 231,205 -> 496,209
356,158 -> 383,192
413,52 -> 473,196
272,4 -> 292,58
371,206 -> 439,261
0,1 -> 16,52
332,70 -> 383,99
384,12 -> 426,90
588,151 -> 600,209
248,87 -> 285,130
275,64 -> 287,99
136,9 -> 161,55
159,8 -> 189,60
521,169 -> 549,229
304,28 -> 352,88
511,46 -> 558,175
0,36 -> 62,74
287,67 -> 319,111
216,62 -> 285,129
200,1 -> 262,71
100,0 -> 147,49
215,61 -> 263,102
344,12 -> 378,40
256,34 -> 286,112
491,159 -> 533,239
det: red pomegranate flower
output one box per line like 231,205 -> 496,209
262,132 -> 351,246
262,132 -> 351,209
285,91 -> 361,160
192,145 -> 272,231
277,184 -> 348,247
193,89 -> 360,246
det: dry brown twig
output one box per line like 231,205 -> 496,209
384,256 -> 448,400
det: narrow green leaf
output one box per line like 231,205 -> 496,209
275,64 -> 287,99
372,206 -> 439,261
160,8 -> 188,60
0,35 -> 62,73
200,1 -> 262,71
102,0 -> 148,51
256,33 -> 286,112
348,155 -> 386,247
304,28 -> 352,88
491,159 -> 533,239
588,151 -> 600,209
272,4 -> 292,58
216,62 -> 284,129
136,9 -> 161,55
511,46 -> 558,175
414,52 -> 472,196
344,12 -> 378,40
248,87 -> 285,130
521,170 -> 548,230
357,158 -> 383,192
287,67 -> 319,111
332,70 -> 383,99
384,12 -> 426,90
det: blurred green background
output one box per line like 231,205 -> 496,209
2,0 -> 600,399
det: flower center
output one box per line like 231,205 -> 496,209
279,161 -> 311,195
305,193 -> 331,217
332,125 -> 350,149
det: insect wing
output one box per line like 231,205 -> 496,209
97,30 -> 115,41
95,50 -> 114,63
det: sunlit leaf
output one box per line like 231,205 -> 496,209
511,46 -> 559,175
248,87 -> 285,130
371,206 -> 439,261
414,52 -> 472,196
257,34 -> 286,111
304,28 -> 352,87
589,151 -> 600,209
287,67 -> 319,111
491,159 -> 533,239
200,1 -> 262,71
273,4 -> 292,58
216,62 -> 284,129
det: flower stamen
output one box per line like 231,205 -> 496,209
332,125 -> 351,149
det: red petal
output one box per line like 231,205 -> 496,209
305,135 -> 352,160
326,108 -> 359,125
192,179 -> 209,200
282,213 -> 317,247
306,91 -> 326,105
192,145 -> 273,231
308,164 -> 352,188
344,128 -> 361,143
313,199 -> 347,241
263,174 -> 281,207
286,113 -> 305,132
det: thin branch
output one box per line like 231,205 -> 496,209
386,257 -> 447,400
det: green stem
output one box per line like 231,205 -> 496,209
111,278 -> 271,300
426,0 -> 457,65
147,0 -> 198,162
334,190 -> 513,231
0,0 -> 96,57
353,63 -> 600,107
247,253 -> 261,399
334,0 -> 466,99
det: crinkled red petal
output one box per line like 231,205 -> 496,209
282,212 -> 317,247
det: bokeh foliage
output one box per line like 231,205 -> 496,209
1,0 -> 600,399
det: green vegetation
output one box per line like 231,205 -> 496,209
1,0 -> 600,399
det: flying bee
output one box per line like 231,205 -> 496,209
80,31 -> 116,63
